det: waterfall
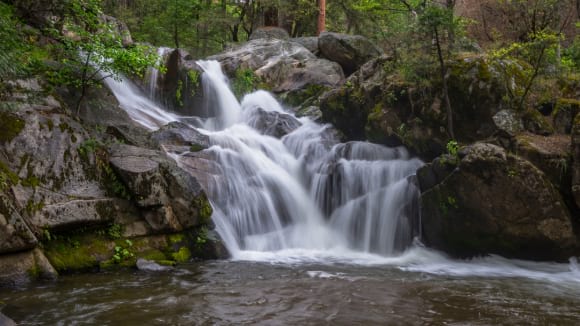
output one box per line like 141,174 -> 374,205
105,58 -> 423,260
146,47 -> 171,100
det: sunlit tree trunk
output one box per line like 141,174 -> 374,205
317,0 -> 326,35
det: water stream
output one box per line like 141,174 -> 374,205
3,57 -> 579,324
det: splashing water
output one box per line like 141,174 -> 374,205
103,57 -> 580,284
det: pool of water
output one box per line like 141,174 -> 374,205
3,249 -> 580,325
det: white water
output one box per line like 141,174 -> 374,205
105,58 -> 580,285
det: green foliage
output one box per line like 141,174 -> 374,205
171,246 -> 191,263
446,140 -> 459,157
232,68 -> 257,98
0,2 -> 26,82
0,111 -> 25,143
43,0 -> 159,113
195,226 -> 208,249
112,239 -> 135,263
106,223 -> 123,240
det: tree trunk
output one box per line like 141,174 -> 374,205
317,0 -> 326,35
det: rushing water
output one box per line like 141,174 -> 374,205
4,56 -> 579,324
3,258 -> 580,325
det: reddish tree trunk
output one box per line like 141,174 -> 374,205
317,0 -> 326,35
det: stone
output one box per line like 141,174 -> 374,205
209,38 -> 344,104
552,99 -> 580,134
100,15 -> 133,47
0,248 -> 57,287
150,121 -> 210,150
109,144 -> 212,232
492,109 -> 523,135
136,258 -> 173,272
245,108 -> 302,138
0,312 -> 16,326
249,27 -> 290,40
0,193 -> 37,254
419,143 -> 577,260
291,37 -> 320,55
318,32 -> 383,75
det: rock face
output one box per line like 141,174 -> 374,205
419,143 -> 577,260
572,114 -> 580,209
158,49 -> 206,117
318,32 -> 383,75
109,144 -> 211,232
250,26 -> 290,40
209,38 -> 344,101
0,248 -> 57,287
320,54 -> 528,160
244,108 -> 302,138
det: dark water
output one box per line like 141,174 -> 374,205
2,256 -> 580,325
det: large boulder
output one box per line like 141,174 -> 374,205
0,248 -> 57,287
320,54 -> 528,160
0,193 -> 37,254
209,38 -> 344,105
109,144 -> 212,232
244,108 -> 302,138
156,49 -> 206,117
318,32 -> 383,75
419,143 -> 577,260
249,27 -> 289,40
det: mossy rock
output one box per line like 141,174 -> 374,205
552,98 -> 580,134
522,109 -> 554,136
0,111 -> 25,143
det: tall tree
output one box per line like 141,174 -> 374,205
317,0 -> 326,35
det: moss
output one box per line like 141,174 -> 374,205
190,144 -> 205,152
522,109 -> 554,135
46,119 -> 54,131
58,122 -> 72,133
140,249 -> 168,261
193,194 -> 212,223
171,246 -> 191,263
0,111 -> 25,142
27,265 -> 41,279
0,160 -> 19,186
21,175 -> 40,188
168,233 -> 185,244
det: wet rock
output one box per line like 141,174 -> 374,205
159,49 -> 206,117
245,108 -> 302,138
150,121 -> 210,150
209,38 -> 344,101
0,312 -> 16,326
0,248 -> 57,287
136,258 -> 173,272
318,32 -> 383,75
109,144 -> 212,232
0,193 -> 37,254
249,27 -> 289,40
419,143 -> 577,260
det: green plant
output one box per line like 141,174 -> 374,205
195,226 -> 208,249
112,239 -> 134,263
107,223 -> 123,240
232,68 -> 257,98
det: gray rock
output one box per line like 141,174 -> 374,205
136,258 -> 173,272
150,121 -> 210,150
0,248 -> 57,287
109,144 -> 211,232
245,108 -> 302,138
318,32 -> 383,75
492,109 -> 523,135
100,15 -> 133,47
249,27 -> 290,40
291,37 -> 319,55
0,312 -> 16,326
209,39 -> 344,97
0,193 -> 37,254
419,143 -> 577,260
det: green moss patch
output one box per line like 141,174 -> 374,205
0,111 -> 25,143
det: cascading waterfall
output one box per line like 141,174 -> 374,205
146,47 -> 172,100
104,57 -> 424,260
